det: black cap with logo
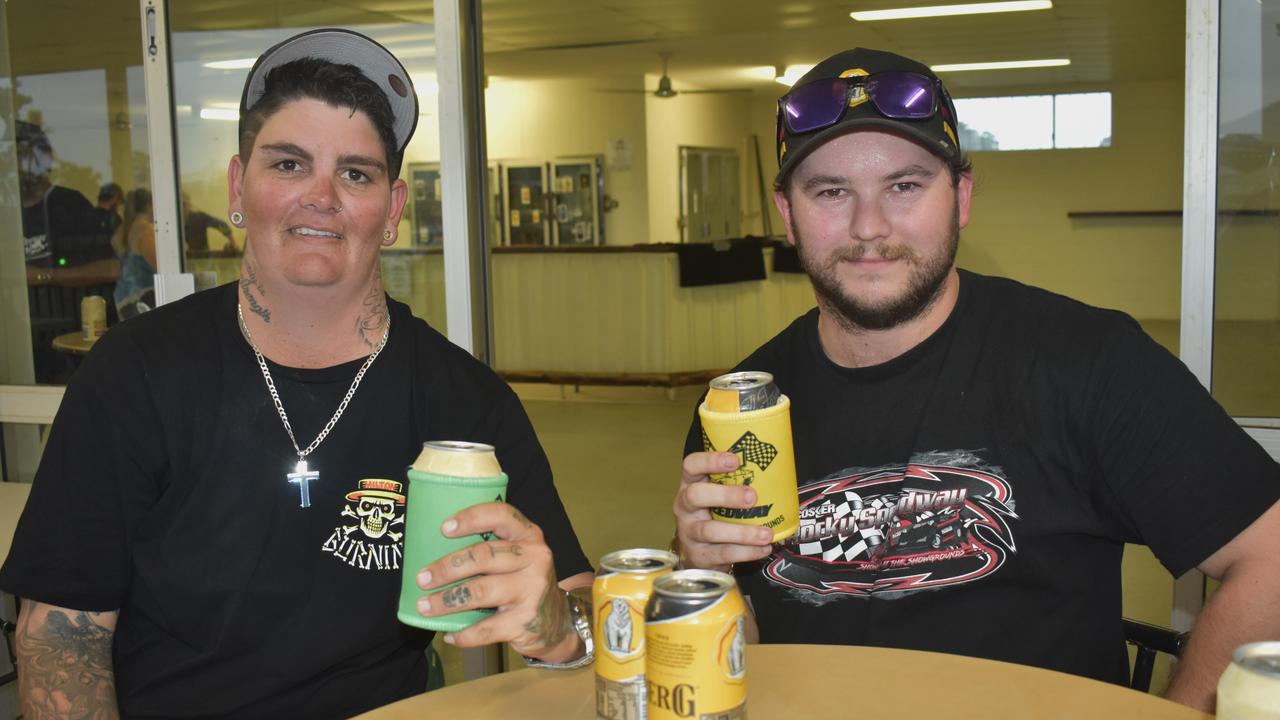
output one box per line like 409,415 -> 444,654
776,48 -> 961,184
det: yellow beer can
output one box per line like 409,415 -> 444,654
81,295 -> 107,340
1217,641 -> 1280,720
594,548 -> 679,720
698,371 -> 798,542
644,570 -> 746,720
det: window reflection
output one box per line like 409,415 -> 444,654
0,2 -> 147,386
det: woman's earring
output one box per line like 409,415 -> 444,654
230,211 -> 244,226
383,229 -> 394,242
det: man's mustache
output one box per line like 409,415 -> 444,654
825,242 -> 919,266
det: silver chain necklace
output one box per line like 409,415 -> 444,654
237,301 -> 390,508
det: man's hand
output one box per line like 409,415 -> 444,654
674,451 -> 774,572
414,502 -> 584,663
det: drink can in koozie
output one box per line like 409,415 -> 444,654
1217,641 -> 1280,720
698,371 -> 799,542
397,440 -> 508,632
644,569 -> 747,720
594,548 -> 679,720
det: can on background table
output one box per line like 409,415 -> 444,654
644,569 -> 747,720
594,548 -> 679,720
1217,641 -> 1280,719
81,295 -> 107,340
397,441 -> 508,632
698,371 -> 799,542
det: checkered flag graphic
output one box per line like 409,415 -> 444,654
702,427 -> 714,452
797,491 -> 885,562
729,432 -> 777,470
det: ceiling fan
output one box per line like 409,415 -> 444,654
598,52 -> 748,99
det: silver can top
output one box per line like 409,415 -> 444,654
423,440 -> 496,454
600,548 -> 680,574
1233,641 -> 1280,678
652,569 -> 736,599
709,371 -> 780,412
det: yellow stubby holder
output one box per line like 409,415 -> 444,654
698,393 -> 799,543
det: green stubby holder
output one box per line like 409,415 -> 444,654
397,441 -> 509,633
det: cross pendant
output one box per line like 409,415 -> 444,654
287,459 -> 320,508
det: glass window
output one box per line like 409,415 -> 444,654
953,92 -> 1111,151
1214,0 -> 1280,419
0,1 -> 148,388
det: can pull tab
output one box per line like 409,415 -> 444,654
146,6 -> 158,57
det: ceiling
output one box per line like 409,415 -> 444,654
7,0 -> 1185,96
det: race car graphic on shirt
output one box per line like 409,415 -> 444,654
764,450 -> 1018,602
321,478 -> 406,571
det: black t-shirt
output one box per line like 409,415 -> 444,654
23,185 -> 111,267
685,270 -> 1280,684
1,282 -> 591,719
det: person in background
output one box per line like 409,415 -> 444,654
673,47 -> 1280,713
182,190 -> 238,254
18,119 -> 119,382
95,181 -> 125,242
113,187 -> 156,319
1,28 -> 593,719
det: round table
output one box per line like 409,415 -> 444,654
354,644 -> 1212,719
51,331 -> 98,355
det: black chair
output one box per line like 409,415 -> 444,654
1123,617 -> 1189,692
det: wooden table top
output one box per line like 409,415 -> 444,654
0,482 -> 33,565
52,331 -> 99,355
355,644 -> 1212,720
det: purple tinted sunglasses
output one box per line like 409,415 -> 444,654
781,72 -> 948,134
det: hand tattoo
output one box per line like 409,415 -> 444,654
510,508 -> 533,529
440,585 -> 472,609
239,261 -> 270,322
488,544 -> 523,559
450,548 -> 477,568
522,579 -> 571,651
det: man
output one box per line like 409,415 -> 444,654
182,191 -> 238,254
2,29 -> 593,719
18,120 -> 120,382
96,181 -> 125,242
674,48 -> 1280,712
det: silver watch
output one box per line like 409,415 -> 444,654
522,590 -> 594,670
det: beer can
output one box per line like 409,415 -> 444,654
397,441 -> 508,632
594,548 -> 679,720
644,569 -> 746,720
81,295 -> 107,340
1217,641 -> 1280,720
699,371 -> 799,542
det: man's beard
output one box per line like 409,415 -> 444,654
794,208 -> 960,332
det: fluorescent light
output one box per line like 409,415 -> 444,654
851,1 -> 1051,21
203,58 -> 256,70
199,107 -> 239,121
932,58 -> 1070,72
775,64 -> 814,86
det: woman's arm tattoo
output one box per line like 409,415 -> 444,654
17,607 -> 119,720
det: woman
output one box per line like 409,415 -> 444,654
113,186 -> 156,319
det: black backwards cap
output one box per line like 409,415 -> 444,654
776,48 -> 961,184
238,28 -> 419,154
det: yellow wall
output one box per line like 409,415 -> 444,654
480,77 -> 651,248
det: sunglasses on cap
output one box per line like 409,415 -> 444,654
780,71 -> 952,135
